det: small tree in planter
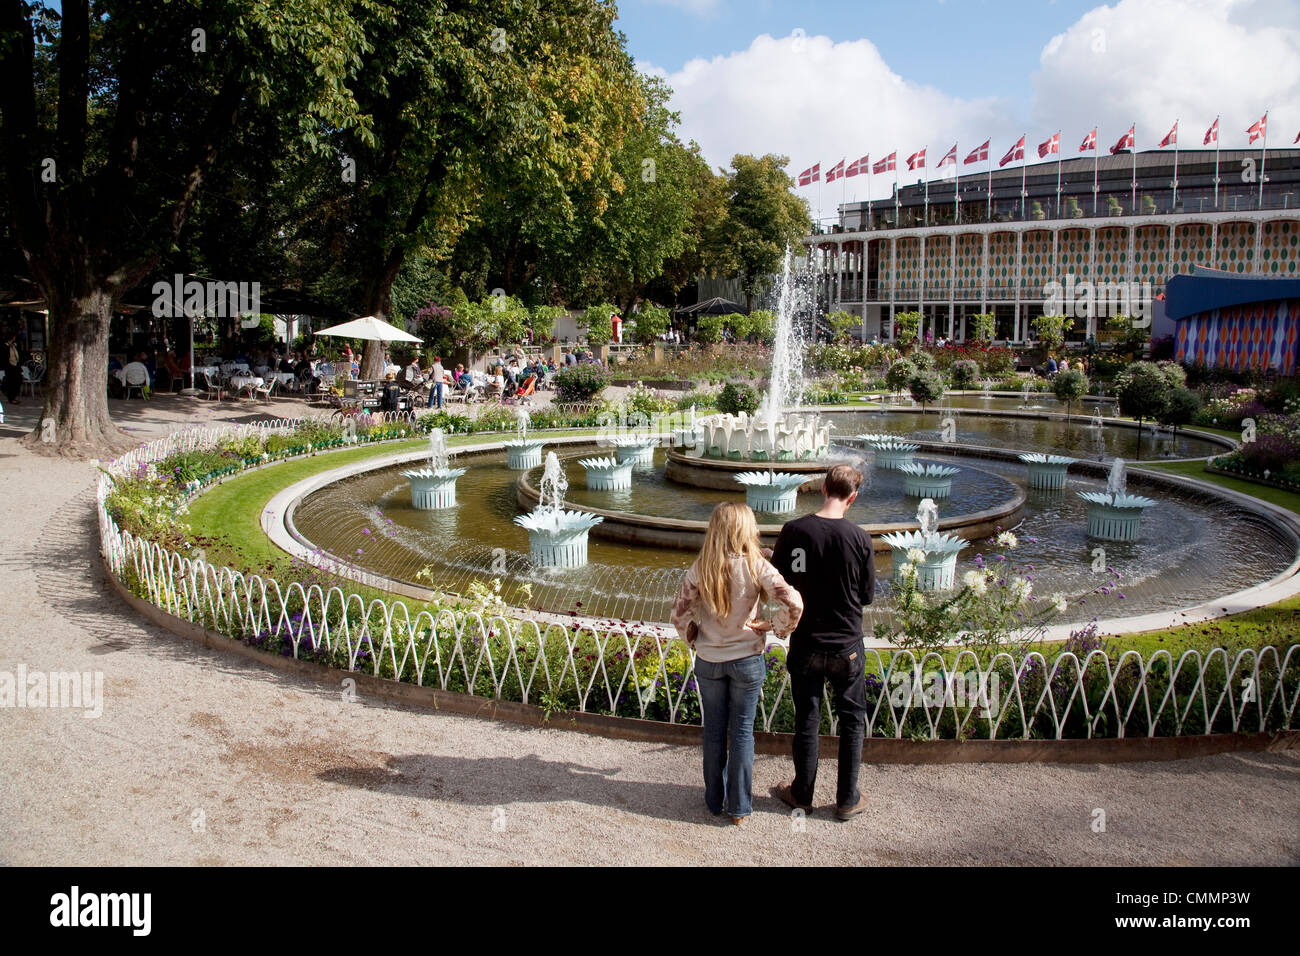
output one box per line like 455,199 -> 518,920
893,310 -> 921,350
631,305 -> 670,345
580,303 -> 617,345
826,309 -> 860,343
1031,313 -> 1073,353
530,305 -> 565,342
908,367 -> 946,413
971,312 -> 996,344
1115,361 -> 1169,457
1052,368 -> 1089,421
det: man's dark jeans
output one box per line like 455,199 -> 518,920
788,642 -> 868,809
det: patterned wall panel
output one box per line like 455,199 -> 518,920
1172,224 -> 1214,277
925,235 -> 953,297
1218,221 -> 1256,274
895,237 -> 921,296
955,234 -> 983,296
1094,227 -> 1128,282
1259,220 -> 1300,276
1174,299 -> 1299,374
988,232 -> 1017,297
1019,230 -> 1054,300
1132,225 -> 1171,286
1057,229 -> 1091,284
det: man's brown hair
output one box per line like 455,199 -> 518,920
823,464 -> 864,500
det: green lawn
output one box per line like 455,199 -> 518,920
1135,458 -> 1300,515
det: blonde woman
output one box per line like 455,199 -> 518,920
671,502 -> 803,824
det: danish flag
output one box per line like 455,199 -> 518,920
845,154 -> 870,177
938,143 -> 958,167
1037,132 -> 1060,158
1247,113 -> 1267,144
964,140 -> 989,164
873,152 -> 897,174
825,158 -> 846,182
1079,128 -> 1097,152
796,163 -> 820,186
1204,118 -> 1218,145
998,135 -> 1025,168
906,148 -> 926,170
1110,125 -> 1135,154
1159,121 -> 1178,148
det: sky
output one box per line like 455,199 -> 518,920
617,0 -> 1300,215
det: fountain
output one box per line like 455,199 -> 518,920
899,462 -> 959,498
1018,381 -> 1045,409
672,404 -> 702,449
734,469 -> 807,514
502,407 -> 546,469
1020,453 -> 1077,490
867,436 -> 920,470
610,434 -> 659,465
880,498 -> 969,591
578,456 -> 634,490
401,428 -> 467,509
514,452 -> 603,567
1078,458 -> 1155,541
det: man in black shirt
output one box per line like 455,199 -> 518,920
771,463 -> 874,820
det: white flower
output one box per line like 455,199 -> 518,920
962,570 -> 988,596
995,531 -> 1018,549
898,562 -> 919,584
1051,592 -> 1068,614
1011,576 -> 1033,605
906,547 -> 926,565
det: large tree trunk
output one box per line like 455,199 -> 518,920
24,287 -> 127,456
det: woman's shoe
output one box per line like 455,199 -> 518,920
730,815 -> 746,826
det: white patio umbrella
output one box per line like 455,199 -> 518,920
313,314 -> 421,343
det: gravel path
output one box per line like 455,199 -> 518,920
0,396 -> 1296,865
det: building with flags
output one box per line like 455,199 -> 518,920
805,146 -> 1300,347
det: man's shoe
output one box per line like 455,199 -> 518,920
834,792 -> 868,821
774,779 -> 814,813
730,815 -> 746,826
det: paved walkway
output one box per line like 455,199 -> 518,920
0,398 -> 1296,865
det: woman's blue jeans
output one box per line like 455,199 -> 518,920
694,653 -> 766,818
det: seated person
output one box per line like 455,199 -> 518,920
380,372 -> 402,411
294,353 -> 320,393
161,351 -> 184,389
278,354 -> 296,374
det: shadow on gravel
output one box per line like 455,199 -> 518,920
315,752 -> 728,824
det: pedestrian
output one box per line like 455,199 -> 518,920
1,330 -> 22,404
771,464 -> 874,821
428,356 -> 445,408
671,502 -> 802,825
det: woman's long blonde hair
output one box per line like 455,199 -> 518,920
695,502 -> 764,620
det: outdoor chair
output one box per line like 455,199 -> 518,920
122,362 -> 151,400
21,360 -> 44,398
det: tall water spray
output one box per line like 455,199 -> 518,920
761,246 -> 812,423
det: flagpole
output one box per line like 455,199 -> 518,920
1213,116 -> 1221,210
1055,130 -> 1062,217
867,160 -> 872,229
894,159 -> 900,226
1171,119 -> 1179,211
1130,122 -> 1137,213
986,147 -> 992,221
1092,123 -> 1099,217
1259,109 -> 1269,209
954,144 -> 960,225
923,146 -> 929,226
1020,140 -> 1027,221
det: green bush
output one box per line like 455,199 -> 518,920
748,309 -> 777,344
717,382 -> 761,415
908,368 -> 946,408
886,358 -> 916,393
950,360 -> 980,390
1115,361 -> 1169,433
1052,368 -> 1089,418
630,306 -> 670,345
416,411 -> 472,434
581,303 -> 618,345
694,313 -> 727,346
910,348 -> 936,371
1158,387 -> 1201,435
553,363 -> 609,403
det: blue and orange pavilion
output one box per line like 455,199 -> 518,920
1167,267 -> 1300,375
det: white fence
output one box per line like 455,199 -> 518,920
98,420 -> 1300,739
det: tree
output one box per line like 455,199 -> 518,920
1158,387 -> 1200,440
747,309 -> 777,345
972,312 -> 996,343
826,309 -> 859,344
530,305 -> 565,343
694,312 -> 726,346
893,310 -> 921,350
908,368 -> 946,413
1115,361 -> 1169,455
580,303 -> 617,346
886,358 -> 916,396
1032,313 -> 1073,352
631,305 -> 670,345
1052,368 -> 1089,421
721,154 -> 810,310
0,0 -> 374,453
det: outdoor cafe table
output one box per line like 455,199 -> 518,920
228,375 -> 264,397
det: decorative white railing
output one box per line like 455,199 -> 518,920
98,420 -> 1300,740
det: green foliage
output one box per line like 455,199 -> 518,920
886,358 -> 916,394
1052,368 -> 1089,418
693,312 -> 728,346
580,303 -> 618,345
825,310 -> 860,343
893,311 -> 921,349
1107,314 -> 1150,353
630,305 -> 670,345
553,363 -> 610,403
1115,361 -> 1169,427
1156,360 -> 1187,390
717,382 -> 761,415
530,305 -> 565,342
1158,388 -> 1201,433
907,368 -> 946,408
972,312 -> 996,343
722,154 -> 811,306
950,360 -> 980,390
747,309 -> 778,344
1032,314 -> 1074,351
910,349 -> 936,371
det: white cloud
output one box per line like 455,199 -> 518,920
648,0 -> 1300,211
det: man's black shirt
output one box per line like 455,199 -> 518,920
772,513 -> 875,652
